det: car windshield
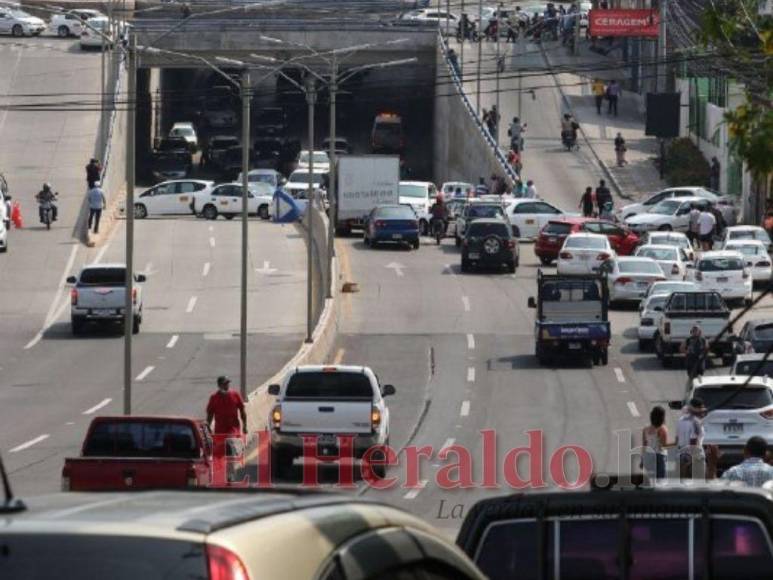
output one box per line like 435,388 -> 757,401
649,282 -> 694,296
645,296 -> 668,310
734,360 -> 773,377
400,184 -> 429,199
618,260 -> 662,274
289,172 -> 325,184
698,257 -> 744,271
752,324 -> 773,339
285,372 -> 373,399
649,234 -> 689,249
468,205 -> 504,219
649,200 -> 681,215
171,127 -> 193,137
374,206 -> 414,219
10,10 -> 32,18
543,222 -> 572,235
694,386 -> 773,410
248,173 -> 275,184
729,229 -> 767,242
638,247 -> 677,261
468,222 -> 510,237
299,151 -> 328,164
726,244 -> 763,256
83,421 -> 199,458
565,236 -> 606,249
78,268 -> 125,286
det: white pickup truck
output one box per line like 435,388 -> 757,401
66,263 -> 146,335
654,291 -> 735,367
267,365 -> 395,479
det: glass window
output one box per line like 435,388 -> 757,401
475,521 -> 550,580
532,202 -> 559,214
468,205 -> 504,219
601,224 -> 625,236
646,193 -> 668,205
373,206 -> 415,220
630,519 -> 691,580
583,222 -> 603,234
559,519 -> 619,579
399,184 -> 429,199
78,268 -> 125,287
698,257 -> 744,271
565,236 -> 607,249
752,324 -> 773,339
650,200 -> 681,215
618,261 -> 663,274
734,360 -> 773,377
83,420 -> 199,458
286,372 -> 374,399
638,248 -> 678,261
694,386 -> 773,409
513,203 -> 536,214
467,222 -> 510,237
543,222 -> 572,235
694,517 -> 773,579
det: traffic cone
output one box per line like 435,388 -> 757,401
11,201 -> 22,229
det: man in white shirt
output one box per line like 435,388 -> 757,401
697,207 -> 716,251
525,180 -> 537,199
688,204 -> 701,248
676,397 -> 707,479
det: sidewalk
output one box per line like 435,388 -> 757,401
543,39 -> 668,200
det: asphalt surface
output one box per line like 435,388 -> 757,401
0,36 -> 306,494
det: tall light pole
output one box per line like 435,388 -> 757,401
460,0 -> 465,80
327,54 -> 337,299
240,70 -> 251,397
304,75 -> 316,343
124,34 -> 137,415
476,0 -> 483,114
495,4 -> 501,143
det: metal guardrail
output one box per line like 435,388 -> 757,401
131,17 -> 435,32
438,33 -> 519,186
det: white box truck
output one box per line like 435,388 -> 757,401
335,155 -> 399,235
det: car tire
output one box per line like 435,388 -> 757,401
658,224 -> 673,231
12,25 -> 23,37
419,219 -> 428,236
539,256 -> 553,266
132,314 -> 141,335
512,226 -> 521,238
638,338 -> 649,351
58,25 -> 70,37
455,236 -> 461,247
461,258 -> 470,273
71,317 -> 85,336
592,351 -> 601,365
271,447 -> 294,481
258,205 -> 270,220
202,204 -> 218,220
412,239 -> 420,250
363,234 -> 370,246
134,203 -> 148,219
507,261 -> 516,274
224,214 -> 235,220
601,348 -> 608,366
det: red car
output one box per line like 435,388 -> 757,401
535,217 -> 640,265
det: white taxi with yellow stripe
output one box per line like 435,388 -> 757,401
133,179 -> 214,219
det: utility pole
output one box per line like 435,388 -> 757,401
495,4 -> 500,143
446,0 -> 450,36
123,34 -> 137,415
476,0 -> 483,113
657,0 -> 667,93
305,75 -> 316,343
517,32 -> 522,121
460,0 -> 465,80
239,70 -> 250,400
574,5 -> 581,56
326,55 -> 337,299
100,17 -> 106,153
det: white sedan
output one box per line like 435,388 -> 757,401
79,17 -> 108,48
643,280 -> 698,301
638,293 -> 670,349
634,244 -> 691,280
724,240 -> 772,284
296,150 -> 330,173
0,7 -> 45,36
617,186 -> 736,224
600,256 -> 667,303
624,197 -> 710,234
692,250 -> 753,304
286,170 -> 326,200
639,230 -> 696,262
50,9 -> 103,37
399,9 -> 459,25
238,169 -> 284,194
0,217 -> 7,253
721,225 -> 772,252
506,199 -> 571,239
556,233 -> 615,275
194,183 -> 274,220
133,179 -> 213,219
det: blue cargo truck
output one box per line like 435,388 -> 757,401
528,271 -> 610,367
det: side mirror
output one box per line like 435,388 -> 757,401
135,274 -> 147,283
382,384 -> 396,397
668,400 -> 684,411
527,296 -> 536,309
280,178 -> 287,185
66,276 -> 77,284
267,384 -> 280,396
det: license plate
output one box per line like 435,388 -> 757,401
93,309 -> 114,316
568,342 -> 582,349
717,277 -> 728,283
526,219 -> 535,224
392,233 -> 403,240
580,255 -> 590,260
548,237 -> 557,243
723,423 -> 743,434
637,281 -> 649,288
468,252 -> 480,259
318,434 -> 336,445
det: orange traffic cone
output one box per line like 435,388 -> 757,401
11,201 -> 23,229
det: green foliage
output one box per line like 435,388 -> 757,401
665,138 -> 711,186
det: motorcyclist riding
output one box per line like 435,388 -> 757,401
36,183 -> 58,223
560,113 -> 578,149
429,194 -> 448,235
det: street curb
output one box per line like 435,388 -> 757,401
244,212 -> 340,432
538,43 -> 634,202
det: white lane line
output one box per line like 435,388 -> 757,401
208,225 -> 214,232
65,422 -> 75,425
614,368 -> 625,383
467,367 -> 476,382
440,437 -> 456,451
185,296 -> 198,313
461,296 -> 471,312
403,479 -> 428,500
627,401 -> 641,418
333,348 -> 345,364
444,263 -> 455,275
467,333 -> 475,350
136,365 -> 155,382
202,262 -> 211,277
166,334 -> 179,349
460,400 -> 471,416
10,434 -> 49,453
209,237 -> 216,248
83,398 -> 112,415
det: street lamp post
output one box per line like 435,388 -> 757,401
124,34 -> 137,415
240,70 -> 251,398
326,54 -> 337,299
495,5 -> 501,143
304,76 -> 316,343
476,0 -> 483,114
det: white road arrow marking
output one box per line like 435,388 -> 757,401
255,260 -> 278,275
385,262 -> 405,277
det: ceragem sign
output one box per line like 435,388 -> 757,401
589,9 -> 660,38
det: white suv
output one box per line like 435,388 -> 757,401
50,9 -> 103,37
678,375 -> 773,470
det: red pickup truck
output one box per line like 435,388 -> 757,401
62,416 -> 217,491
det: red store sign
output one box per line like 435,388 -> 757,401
589,9 -> 660,37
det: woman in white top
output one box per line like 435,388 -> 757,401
642,405 -> 669,480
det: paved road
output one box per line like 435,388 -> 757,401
0,37 -> 307,494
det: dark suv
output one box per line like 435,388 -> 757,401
461,218 -> 519,273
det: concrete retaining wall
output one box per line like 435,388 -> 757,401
433,36 -> 518,188
244,207 -> 339,430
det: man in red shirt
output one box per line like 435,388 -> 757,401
206,375 -> 247,435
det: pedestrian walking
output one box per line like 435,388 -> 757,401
698,206 -> 716,251
505,18 -> 518,42
721,436 -> 773,487
591,78 -> 606,114
491,173 -> 507,196
525,179 -> 538,199
579,186 -> 594,217
507,148 -> 522,175
475,177 -> 490,196
508,117 -> 526,152
606,79 -> 620,116
710,204 -> 726,240
595,179 -> 612,215
764,210 -> 773,243
642,405 -> 670,480
709,157 -> 721,191
681,325 -> 709,380
206,376 -> 248,482
688,203 -> 701,248
86,182 -> 106,235
447,48 -> 461,77
676,397 -> 707,479
513,179 -> 527,197
85,158 -> 102,189
614,132 -> 627,166
489,105 -> 500,135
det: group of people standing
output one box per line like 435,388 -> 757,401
591,78 -> 621,116
578,180 -> 614,219
687,202 -> 727,251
